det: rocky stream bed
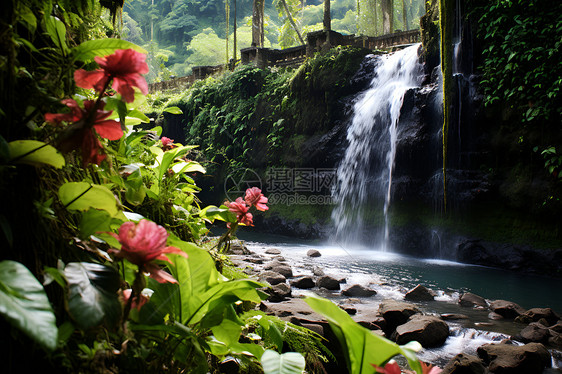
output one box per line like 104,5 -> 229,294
227,239 -> 562,373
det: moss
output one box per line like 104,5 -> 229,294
439,0 -> 454,211
388,202 -> 562,249
264,202 -> 333,226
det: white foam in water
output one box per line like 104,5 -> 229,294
418,326 -> 512,365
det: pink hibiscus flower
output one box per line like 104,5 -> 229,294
110,220 -> 187,283
225,197 -> 254,226
74,49 -> 149,102
44,99 -> 123,166
244,187 -> 268,211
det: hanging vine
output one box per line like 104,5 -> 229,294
439,0 -> 453,212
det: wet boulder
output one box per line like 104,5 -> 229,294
259,271 -> 286,285
394,315 -> 449,348
267,283 -> 291,302
378,300 -> 421,332
316,275 -> 340,290
459,292 -> 487,308
489,300 -> 526,319
271,264 -> 293,278
307,249 -> 322,257
290,276 -> 315,289
477,342 -> 551,373
404,284 -> 435,301
517,322 -> 550,343
265,248 -> 281,255
342,284 -> 377,297
515,307 -> 560,325
442,353 -> 486,374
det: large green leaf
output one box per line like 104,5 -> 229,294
0,261 -> 57,351
199,205 -> 237,223
59,182 -> 119,216
44,15 -> 68,53
261,350 -> 305,374
171,160 -> 206,175
72,39 -> 147,62
305,295 -> 422,374
8,140 -> 65,168
140,238 -> 265,327
64,262 -> 121,329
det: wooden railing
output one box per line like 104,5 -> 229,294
149,29 -> 421,93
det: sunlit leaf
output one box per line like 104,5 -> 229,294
0,261 -> 57,351
44,15 -> 68,53
261,350 -> 305,374
59,182 -> 119,216
163,106 -> 183,115
171,160 -> 206,174
72,39 -> 147,62
8,140 -> 65,168
64,262 -> 121,329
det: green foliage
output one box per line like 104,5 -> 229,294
305,295 -> 423,374
261,350 -> 306,374
63,262 -> 122,330
473,0 -> 561,125
0,260 -> 58,352
470,0 -> 562,194
8,140 -> 65,168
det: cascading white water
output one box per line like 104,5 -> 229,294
332,44 -> 423,249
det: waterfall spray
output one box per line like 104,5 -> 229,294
332,44 -> 423,250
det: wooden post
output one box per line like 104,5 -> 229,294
252,0 -> 264,47
323,0 -> 331,31
233,0 -> 237,61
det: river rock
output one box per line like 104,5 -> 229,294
515,307 -> 560,325
271,265 -> 293,278
340,304 -> 357,315
290,276 -> 315,289
378,300 -> 421,332
459,292 -> 487,308
442,353 -> 486,374
549,321 -> 562,333
307,249 -> 321,257
477,342 -> 551,373
488,312 -> 504,320
342,284 -> 377,297
259,271 -> 286,285
316,275 -> 340,290
489,300 -> 526,319
265,248 -> 281,255
404,284 -> 435,301
228,241 -> 251,255
245,256 -> 264,264
312,266 -> 325,276
394,315 -> 449,348
441,313 -> 470,321
267,283 -> 291,302
517,322 -> 550,343
548,332 -> 562,350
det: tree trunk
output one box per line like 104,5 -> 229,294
225,0 -> 230,64
233,0 -> 237,60
381,0 -> 393,34
252,0 -> 264,47
323,0 -> 331,31
402,0 -> 408,30
280,0 -> 305,45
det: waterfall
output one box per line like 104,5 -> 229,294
332,44 -> 423,249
